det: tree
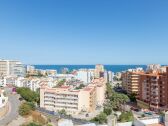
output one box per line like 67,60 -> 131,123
56,79 -> 66,87
17,87 -> 39,103
128,93 -> 137,102
47,124 -> 53,126
75,84 -> 85,90
118,111 -> 133,122
26,122 -> 42,126
26,102 -> 36,110
58,109 -> 67,115
19,102 -> 36,116
19,103 -> 32,116
103,107 -> 112,115
104,83 -> 129,112
91,112 -> 107,124
106,83 -> 113,98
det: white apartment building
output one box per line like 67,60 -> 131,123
1,76 -> 57,91
104,71 -> 114,83
26,65 -> 35,72
55,74 -> 75,81
27,79 -> 41,91
46,69 -> 57,76
146,64 -> 161,72
0,59 -> 25,77
76,69 -> 94,84
0,89 -> 8,108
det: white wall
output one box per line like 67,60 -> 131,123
117,122 -> 133,126
133,118 -> 160,126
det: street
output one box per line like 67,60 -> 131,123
36,107 -> 90,125
0,94 -> 21,126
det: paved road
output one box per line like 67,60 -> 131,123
36,107 -> 90,125
0,94 -> 21,126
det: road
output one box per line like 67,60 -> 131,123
36,107 -> 90,125
0,94 -> 21,126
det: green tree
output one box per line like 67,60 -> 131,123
26,102 -> 36,110
19,103 -> 32,116
106,83 -> 113,98
26,122 -> 42,126
75,84 -> 85,89
103,107 -> 112,115
118,111 -> 133,122
47,124 -> 53,126
104,83 -> 129,112
56,79 -> 66,87
128,93 -> 137,102
58,109 -> 67,115
17,87 -> 39,103
91,112 -> 107,124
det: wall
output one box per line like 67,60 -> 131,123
117,122 -> 133,126
133,118 -> 160,126
0,102 -> 9,118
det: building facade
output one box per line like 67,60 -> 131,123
40,77 -> 106,114
76,69 -> 94,84
137,68 -> 168,111
122,68 -> 144,95
95,64 -> 104,78
0,60 -> 25,77
40,85 -> 96,114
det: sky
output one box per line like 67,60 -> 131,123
0,0 -> 168,65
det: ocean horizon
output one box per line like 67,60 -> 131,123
34,65 -> 147,73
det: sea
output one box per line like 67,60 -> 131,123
34,65 -> 147,73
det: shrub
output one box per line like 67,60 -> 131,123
26,122 -> 42,126
19,103 -> 32,116
118,111 -> 133,122
141,114 -> 145,117
26,102 -> 36,110
58,109 -> 67,115
103,107 -> 112,115
91,112 -> 107,124
19,102 -> 35,116
17,87 -> 39,103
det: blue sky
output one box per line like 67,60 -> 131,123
0,0 -> 168,65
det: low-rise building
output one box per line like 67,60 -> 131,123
46,69 -> 57,76
0,89 -> 8,118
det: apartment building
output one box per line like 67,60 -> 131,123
40,85 -> 97,114
0,59 -> 25,77
0,89 -> 8,118
104,71 -> 114,83
95,64 -> 104,78
122,66 -> 168,111
26,65 -> 35,73
146,64 -> 161,72
0,89 -> 8,108
90,78 -> 106,106
46,70 -> 57,76
122,68 -> 144,95
76,69 -> 94,84
137,68 -> 168,111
